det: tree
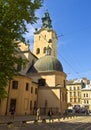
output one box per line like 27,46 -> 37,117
0,0 -> 43,98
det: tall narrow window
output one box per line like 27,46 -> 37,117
26,83 -> 29,91
74,98 -> 76,103
70,92 -> 72,97
86,93 -> 88,97
12,81 -> 18,89
31,87 -> 33,93
87,100 -> 89,104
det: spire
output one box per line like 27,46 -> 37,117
41,10 -> 52,29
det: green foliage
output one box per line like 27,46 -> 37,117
0,0 -> 43,99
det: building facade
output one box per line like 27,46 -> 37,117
81,83 -> 91,110
28,11 -> 67,114
0,11 -> 67,116
66,78 -> 91,111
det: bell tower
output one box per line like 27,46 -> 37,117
33,11 -> 57,59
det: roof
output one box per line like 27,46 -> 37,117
33,55 -> 63,73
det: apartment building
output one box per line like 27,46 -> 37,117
66,78 -> 91,111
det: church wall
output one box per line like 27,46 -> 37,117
29,73 -> 56,87
55,72 -> 66,87
37,88 -> 60,114
38,87 -> 67,114
41,74 -> 56,86
30,72 -> 67,114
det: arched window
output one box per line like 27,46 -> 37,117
48,39 -> 52,43
36,48 -> 40,54
43,47 -> 46,53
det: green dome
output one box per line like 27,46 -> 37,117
34,55 -> 63,72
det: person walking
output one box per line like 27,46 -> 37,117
10,106 -> 15,119
48,108 -> 53,122
36,108 -> 40,120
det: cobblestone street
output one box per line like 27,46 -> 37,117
0,115 -> 91,130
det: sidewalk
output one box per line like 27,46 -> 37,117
0,115 -> 59,124
0,115 -> 37,124
0,115 -> 78,130
0,114 -> 77,124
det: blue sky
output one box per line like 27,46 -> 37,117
25,0 -> 91,80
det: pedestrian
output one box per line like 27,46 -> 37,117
10,106 -> 15,119
48,108 -> 53,122
36,108 -> 40,120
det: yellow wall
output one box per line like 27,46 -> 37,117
66,83 -> 82,107
38,87 -> 67,114
0,75 -> 38,116
81,90 -> 91,110
33,29 -> 57,58
37,71 -> 67,114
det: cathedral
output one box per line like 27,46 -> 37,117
0,11 -> 67,116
